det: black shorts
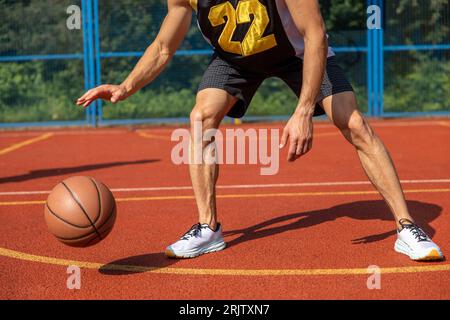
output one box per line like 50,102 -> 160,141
198,53 -> 354,118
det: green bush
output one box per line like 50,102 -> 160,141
384,58 -> 450,112
102,88 -> 196,119
1,55 -> 448,123
0,61 -> 85,122
1,0 -> 449,123
102,77 -> 370,119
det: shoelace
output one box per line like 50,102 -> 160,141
181,223 -> 203,240
399,219 -> 429,242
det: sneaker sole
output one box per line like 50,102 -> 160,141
394,239 -> 444,261
165,240 -> 227,259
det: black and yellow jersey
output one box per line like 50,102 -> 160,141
189,0 -> 335,70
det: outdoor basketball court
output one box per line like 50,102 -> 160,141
1,119 -> 449,299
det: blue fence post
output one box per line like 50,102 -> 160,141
367,0 -> 385,117
374,0 -> 385,117
378,0 -> 385,116
374,25 -> 379,117
374,0 -> 381,117
86,0 -> 98,126
367,0 -> 374,116
93,0 -> 103,124
81,0 -> 91,125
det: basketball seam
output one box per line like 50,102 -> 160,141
61,182 -> 102,240
55,201 -> 116,241
45,203 -> 91,229
88,178 -> 102,225
85,225 -> 114,246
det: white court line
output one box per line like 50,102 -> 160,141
1,179 -> 450,196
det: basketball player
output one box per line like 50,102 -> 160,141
77,0 -> 443,261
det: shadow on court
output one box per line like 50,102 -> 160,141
0,159 -> 159,184
223,200 -> 442,248
99,252 -> 178,276
99,200 -> 442,275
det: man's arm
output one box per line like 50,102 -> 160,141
288,0 -> 328,115
77,0 -> 192,107
280,0 -> 328,160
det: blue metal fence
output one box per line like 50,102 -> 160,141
0,0 -> 449,128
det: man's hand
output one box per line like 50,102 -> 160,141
76,84 -> 128,108
280,0 -> 326,162
280,110 -> 314,162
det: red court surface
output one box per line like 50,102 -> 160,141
0,119 -> 449,299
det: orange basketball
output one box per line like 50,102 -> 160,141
44,176 -> 116,247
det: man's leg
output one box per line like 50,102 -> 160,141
189,88 -> 237,230
319,92 -> 412,228
165,88 -> 237,259
319,91 -> 443,260
166,52 -> 263,258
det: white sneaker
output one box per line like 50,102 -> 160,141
165,223 -> 226,259
394,219 -> 444,261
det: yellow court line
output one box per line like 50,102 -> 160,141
136,131 -> 172,141
0,132 -> 54,156
437,121 -> 450,128
0,247 -> 448,276
0,188 -> 449,206
0,200 -> 47,206
138,132 -> 172,141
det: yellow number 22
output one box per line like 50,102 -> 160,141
208,0 -> 277,57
